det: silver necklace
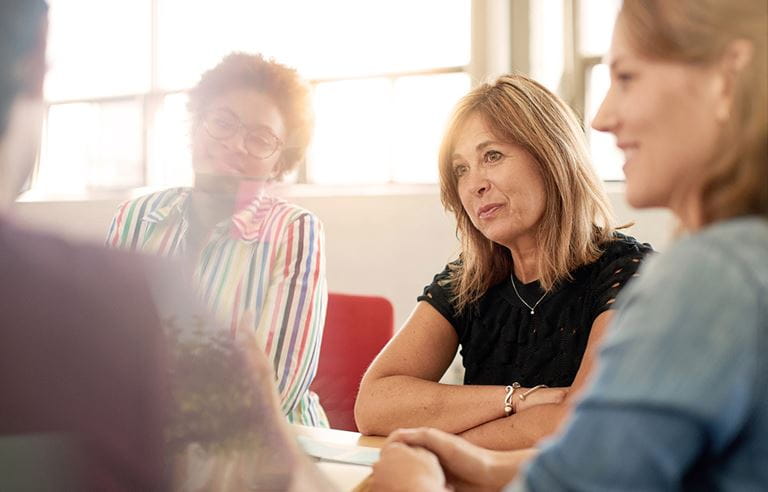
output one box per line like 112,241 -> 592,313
510,275 -> 548,315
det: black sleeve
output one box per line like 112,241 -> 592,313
417,261 -> 461,329
589,234 -> 655,321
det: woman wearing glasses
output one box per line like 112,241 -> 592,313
107,53 -> 329,427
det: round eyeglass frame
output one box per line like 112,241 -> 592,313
201,109 -> 283,160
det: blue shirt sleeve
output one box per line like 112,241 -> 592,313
506,233 -> 763,492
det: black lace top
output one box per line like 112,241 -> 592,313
418,233 -> 654,387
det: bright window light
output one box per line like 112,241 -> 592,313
390,74 -> 470,183
310,79 -> 393,185
530,0 -> 564,93
38,101 -> 144,195
310,73 -> 469,185
579,0 -> 622,56
148,94 -> 194,188
37,0 -> 472,192
586,64 -> 624,181
44,0 -> 151,101
580,0 -> 623,180
157,0 -> 471,89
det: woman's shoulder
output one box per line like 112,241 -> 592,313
601,231 -> 655,260
659,217 -> 768,288
613,218 -> 768,340
109,188 -> 190,233
577,231 -> 654,278
566,231 -> 654,299
264,195 -> 315,216
692,216 -> 768,256
116,187 -> 189,216
614,217 -> 768,323
263,196 -> 322,224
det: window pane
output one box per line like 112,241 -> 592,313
391,73 -> 470,183
530,0 -> 564,93
586,64 -> 624,181
157,0 -> 471,90
579,0 -> 622,56
38,101 -> 144,194
156,0 -> 262,91
39,0 -> 473,192
309,79 -> 393,184
45,0 -> 151,100
287,0 -> 471,78
148,94 -> 194,188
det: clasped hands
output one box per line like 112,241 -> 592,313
369,427 -> 535,492
367,386 -> 566,492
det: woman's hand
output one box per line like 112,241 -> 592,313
514,387 -> 569,414
381,427 -> 517,491
370,442 -> 449,492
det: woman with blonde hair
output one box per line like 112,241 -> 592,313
370,0 -> 768,490
355,73 -> 652,449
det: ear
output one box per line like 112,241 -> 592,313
713,39 -> 754,122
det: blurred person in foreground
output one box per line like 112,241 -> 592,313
369,0 -> 768,490
0,2 -> 332,490
0,0 -> 167,488
163,320 -> 334,491
107,52 -> 329,427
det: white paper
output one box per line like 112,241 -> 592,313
296,435 -> 380,466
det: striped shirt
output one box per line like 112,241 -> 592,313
106,187 -> 329,427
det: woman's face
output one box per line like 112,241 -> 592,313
452,113 -> 546,249
192,88 -> 286,180
592,17 -> 726,215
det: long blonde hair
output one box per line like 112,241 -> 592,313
619,0 -> 768,223
439,74 -> 616,313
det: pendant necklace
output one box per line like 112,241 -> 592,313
510,274 -> 548,315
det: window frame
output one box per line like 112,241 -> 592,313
38,0 -> 481,194
34,0 -> 620,197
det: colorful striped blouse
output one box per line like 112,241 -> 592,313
106,187 -> 329,427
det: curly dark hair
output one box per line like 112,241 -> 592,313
188,52 -> 314,179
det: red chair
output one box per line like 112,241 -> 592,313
310,293 -> 394,431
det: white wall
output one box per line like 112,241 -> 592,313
13,184 -> 673,330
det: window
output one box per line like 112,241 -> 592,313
580,0 -> 623,181
36,0 -> 471,195
529,0 -> 623,181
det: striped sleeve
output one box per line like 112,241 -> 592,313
105,190 -> 178,251
105,194 -> 159,250
258,212 -> 327,418
105,199 -> 135,249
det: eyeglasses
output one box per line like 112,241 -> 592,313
201,109 -> 283,159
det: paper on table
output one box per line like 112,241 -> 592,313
296,435 -> 380,466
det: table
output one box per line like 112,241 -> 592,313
292,424 -> 385,491
292,424 -> 386,449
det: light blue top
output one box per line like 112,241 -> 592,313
507,217 -> 768,492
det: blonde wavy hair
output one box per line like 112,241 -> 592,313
619,0 -> 768,223
439,74 -> 616,313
